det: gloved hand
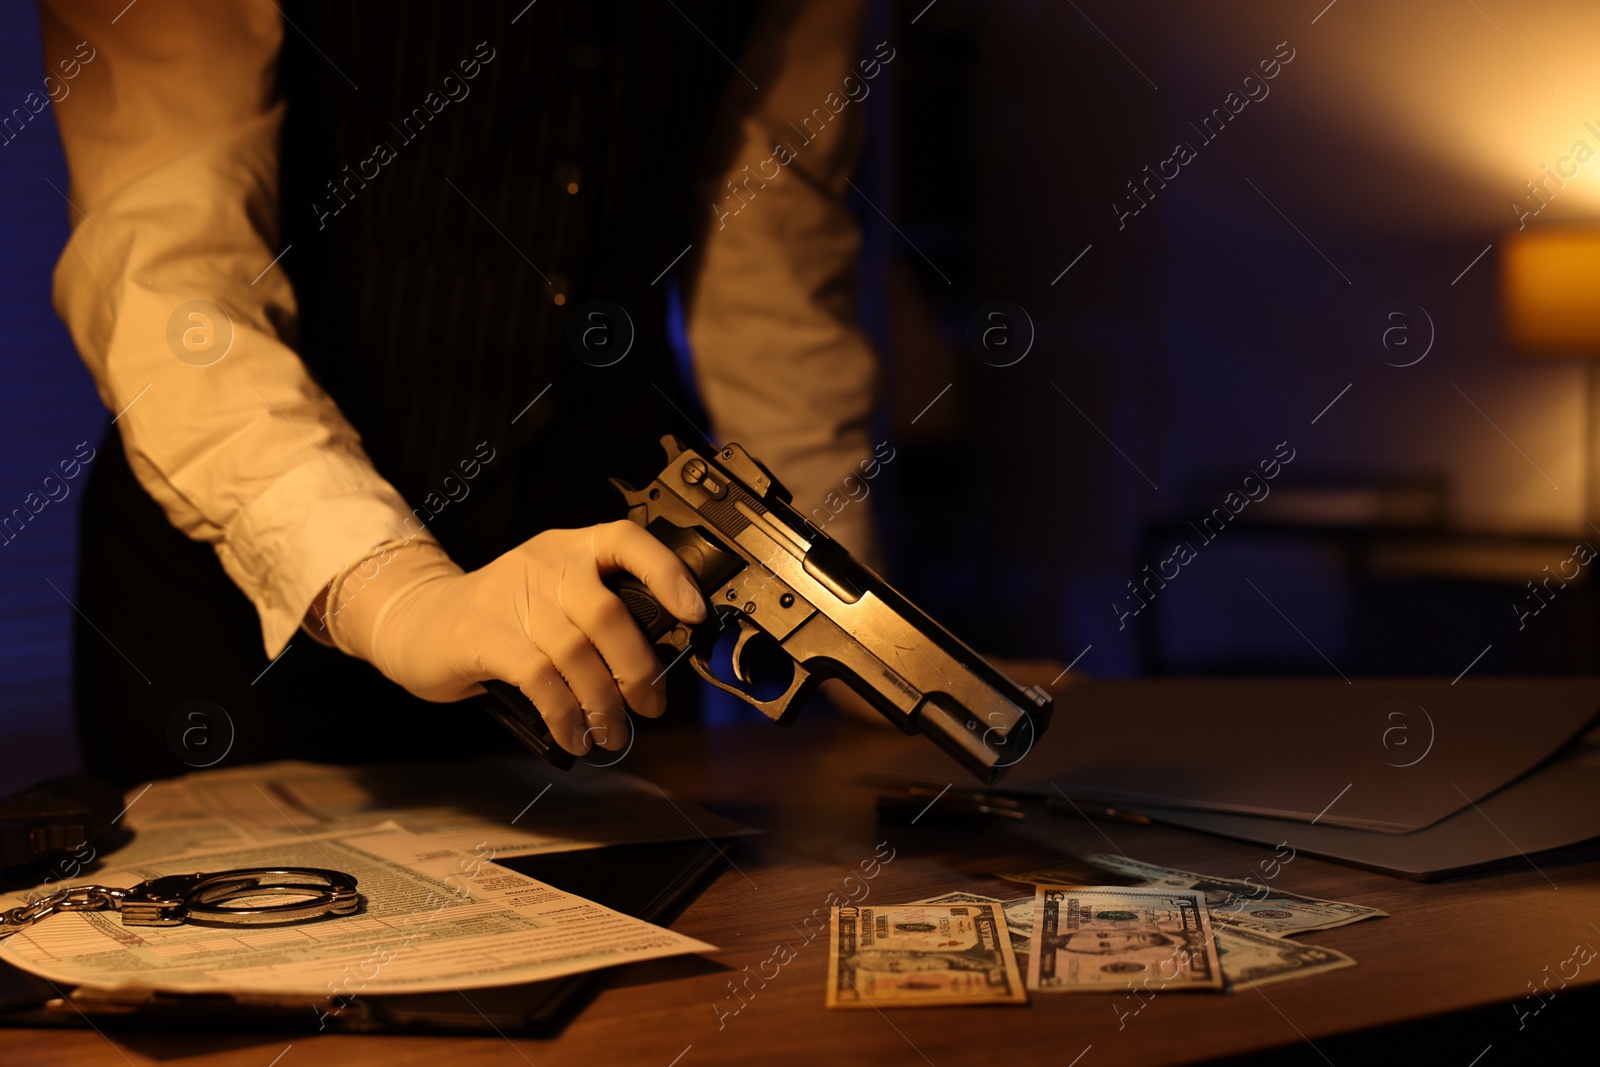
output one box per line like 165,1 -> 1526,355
319,522 -> 708,755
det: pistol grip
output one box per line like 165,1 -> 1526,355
601,572 -> 679,641
597,516 -> 745,650
479,523 -> 735,770
610,519 -> 745,634
476,679 -> 576,771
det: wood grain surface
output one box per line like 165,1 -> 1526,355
8,712 -> 1600,1067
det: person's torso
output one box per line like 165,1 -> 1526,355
277,1 -> 757,566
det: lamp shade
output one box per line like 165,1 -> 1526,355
1501,228 -> 1600,351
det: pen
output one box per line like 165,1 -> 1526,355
1045,795 -> 1152,825
875,786 -> 1152,826
876,789 -> 1027,822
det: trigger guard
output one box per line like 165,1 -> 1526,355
688,647 -> 818,726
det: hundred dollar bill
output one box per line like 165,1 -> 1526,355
1028,886 -> 1222,992
827,903 -> 1026,1007
1214,925 -> 1356,989
912,891 -> 1003,905
1083,855 -> 1386,936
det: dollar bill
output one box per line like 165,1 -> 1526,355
1214,925 -> 1356,989
827,903 -> 1027,1007
1002,896 -> 1036,941
1028,886 -> 1223,992
1083,854 -> 1386,936
912,891 -> 1002,905
910,892 -> 1031,950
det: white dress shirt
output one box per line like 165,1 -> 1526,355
41,0 -> 885,657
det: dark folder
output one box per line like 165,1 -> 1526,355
872,677 -> 1600,879
1130,728 -> 1600,881
1014,677 -> 1600,833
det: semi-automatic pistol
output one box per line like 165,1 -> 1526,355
479,435 -> 1052,783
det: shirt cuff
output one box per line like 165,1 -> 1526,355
214,451 -> 438,657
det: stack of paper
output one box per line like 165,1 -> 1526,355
0,759 -> 752,997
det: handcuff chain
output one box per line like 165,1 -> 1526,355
0,885 -> 128,941
2,868 -> 359,941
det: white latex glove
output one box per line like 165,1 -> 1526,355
320,522 -> 708,755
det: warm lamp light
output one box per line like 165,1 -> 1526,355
1502,229 -> 1600,351
1501,226 -> 1600,524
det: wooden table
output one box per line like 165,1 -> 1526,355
9,714 -> 1600,1066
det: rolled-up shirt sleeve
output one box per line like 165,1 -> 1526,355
41,0 -> 430,657
688,0 -> 886,570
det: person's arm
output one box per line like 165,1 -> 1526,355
42,0 -> 423,657
688,2 -> 896,725
687,0 -> 887,571
42,1 -> 704,754
689,6 -> 1075,715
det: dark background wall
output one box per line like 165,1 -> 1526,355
5,0 -> 1599,781
876,0 -> 1597,682
0,0 -> 105,780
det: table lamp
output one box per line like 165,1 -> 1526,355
1500,227 -> 1600,525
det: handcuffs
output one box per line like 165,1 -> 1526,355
0,867 -> 360,942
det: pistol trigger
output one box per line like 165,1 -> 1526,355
686,646 -> 817,726
730,619 -> 762,685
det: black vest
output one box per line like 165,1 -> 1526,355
277,1 -> 757,568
